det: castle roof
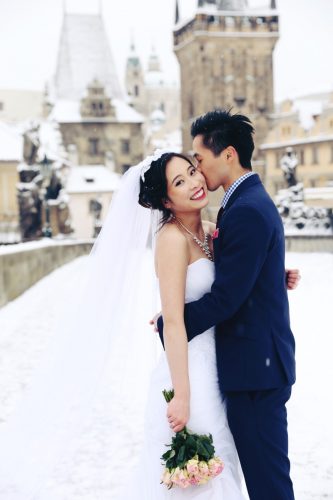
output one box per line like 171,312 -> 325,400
55,13 -> 123,101
66,165 -> 121,194
50,98 -> 144,124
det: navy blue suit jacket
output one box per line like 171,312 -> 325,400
158,174 -> 296,392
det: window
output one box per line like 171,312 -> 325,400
275,152 -> 280,169
121,139 -> 130,155
331,145 -> 333,163
134,85 -> 139,97
189,99 -> 194,118
89,138 -> 99,156
312,146 -> 318,164
0,102 -> 3,111
299,149 -> 304,165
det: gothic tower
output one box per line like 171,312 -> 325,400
174,0 -> 279,156
125,41 -> 144,112
55,12 -> 124,100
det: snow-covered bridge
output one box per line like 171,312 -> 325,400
0,253 -> 332,499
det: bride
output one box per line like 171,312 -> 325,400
0,149 -> 297,499
129,150 -> 246,498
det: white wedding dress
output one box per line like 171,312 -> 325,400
123,258 -> 245,499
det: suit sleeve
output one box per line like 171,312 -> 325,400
158,205 -> 272,346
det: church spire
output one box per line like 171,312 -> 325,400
175,0 -> 180,24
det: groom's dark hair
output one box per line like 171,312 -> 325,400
191,109 -> 255,169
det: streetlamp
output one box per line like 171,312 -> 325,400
40,154 -> 53,238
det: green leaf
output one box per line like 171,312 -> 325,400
176,445 -> 186,465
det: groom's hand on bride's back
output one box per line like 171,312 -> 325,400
286,268 -> 301,290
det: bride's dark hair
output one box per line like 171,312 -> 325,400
139,152 -> 194,225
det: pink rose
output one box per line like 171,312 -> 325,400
199,461 -> 210,476
208,457 -> 224,477
161,469 -> 173,487
186,458 -> 199,475
212,228 -> 220,240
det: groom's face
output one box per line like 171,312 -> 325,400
192,135 -> 229,191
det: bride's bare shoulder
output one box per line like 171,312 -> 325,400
155,222 -> 189,274
203,220 -> 216,236
156,221 -> 187,249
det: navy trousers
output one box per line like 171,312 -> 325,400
224,386 -> 294,500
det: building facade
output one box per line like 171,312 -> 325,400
261,93 -> 333,199
173,0 -> 279,156
48,12 -> 144,173
51,78 -> 143,173
0,123 -> 22,242
125,44 -> 181,154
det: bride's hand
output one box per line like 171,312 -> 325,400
167,396 -> 190,433
286,268 -> 301,290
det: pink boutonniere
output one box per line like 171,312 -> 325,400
212,228 -> 220,240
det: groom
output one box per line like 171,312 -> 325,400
156,109 -> 296,499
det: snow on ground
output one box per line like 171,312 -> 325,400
0,253 -> 332,499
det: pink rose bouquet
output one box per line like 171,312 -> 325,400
160,389 -> 224,490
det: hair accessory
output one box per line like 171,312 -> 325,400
140,148 -> 174,182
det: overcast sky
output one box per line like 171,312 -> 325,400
0,0 -> 332,103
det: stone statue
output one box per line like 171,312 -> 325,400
89,198 -> 103,238
17,122 -> 73,241
17,166 -> 43,241
280,147 -> 298,188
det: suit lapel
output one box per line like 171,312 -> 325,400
216,173 -> 261,227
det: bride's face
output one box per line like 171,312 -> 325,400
163,156 -> 209,214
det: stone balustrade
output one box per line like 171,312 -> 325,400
0,239 -> 93,308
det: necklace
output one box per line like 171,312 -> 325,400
172,216 -> 214,262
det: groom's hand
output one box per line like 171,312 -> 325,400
286,268 -> 301,290
149,312 -> 161,332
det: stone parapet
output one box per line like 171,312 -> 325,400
0,239 -> 93,308
285,235 -> 333,253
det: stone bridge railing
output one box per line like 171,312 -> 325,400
1,235 -> 332,308
285,235 -> 333,253
0,239 -> 93,308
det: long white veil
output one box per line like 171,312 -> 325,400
0,155 -> 166,499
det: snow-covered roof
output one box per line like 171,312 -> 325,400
260,134 -> 333,150
50,98 -> 144,124
175,5 -> 277,32
0,122 -> 23,162
37,120 -> 66,162
66,165 -> 121,194
55,13 -> 124,101
149,128 -> 182,153
272,91 -> 332,131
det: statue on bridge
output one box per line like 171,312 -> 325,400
17,122 -> 73,241
280,147 -> 298,188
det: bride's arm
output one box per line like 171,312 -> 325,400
156,225 -> 190,433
